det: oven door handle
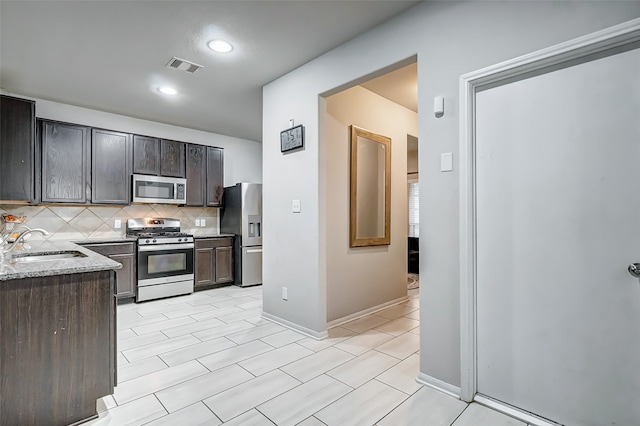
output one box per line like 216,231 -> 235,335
138,243 -> 194,251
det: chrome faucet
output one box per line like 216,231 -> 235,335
0,224 -> 32,245
1,228 -> 50,255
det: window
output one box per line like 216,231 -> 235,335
408,181 -> 419,237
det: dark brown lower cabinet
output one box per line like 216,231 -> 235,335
82,242 -> 136,300
0,271 -> 116,426
215,245 -> 234,283
195,237 -> 234,290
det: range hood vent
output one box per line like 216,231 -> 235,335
166,57 -> 204,74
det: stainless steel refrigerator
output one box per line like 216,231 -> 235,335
220,182 -> 262,286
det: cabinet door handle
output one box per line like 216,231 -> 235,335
246,248 -> 262,254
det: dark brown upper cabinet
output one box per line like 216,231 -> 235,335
206,147 -> 224,207
186,144 -> 224,207
92,129 -> 132,205
40,120 -> 90,204
186,144 -> 206,206
160,139 -> 186,178
132,137 -> 185,178
0,95 -> 36,203
132,135 -> 160,175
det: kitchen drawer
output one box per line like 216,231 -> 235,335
195,237 -> 233,250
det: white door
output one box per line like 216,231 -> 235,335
475,47 -> 640,425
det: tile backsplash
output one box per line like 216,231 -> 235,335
0,204 -> 219,242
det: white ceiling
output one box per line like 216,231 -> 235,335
361,62 -> 418,113
0,0 -> 420,142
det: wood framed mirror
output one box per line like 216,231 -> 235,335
349,125 -> 391,247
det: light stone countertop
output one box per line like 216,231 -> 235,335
74,236 -> 139,244
0,233 -> 235,281
0,240 -> 122,281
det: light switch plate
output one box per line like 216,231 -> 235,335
201,218 -> 206,227
114,219 -> 121,229
440,152 -> 453,172
282,287 -> 288,300
195,219 -> 201,227
292,199 -> 301,213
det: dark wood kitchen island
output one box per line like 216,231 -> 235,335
0,242 -> 122,426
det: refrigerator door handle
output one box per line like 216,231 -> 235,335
246,248 -> 263,253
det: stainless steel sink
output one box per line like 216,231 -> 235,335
10,251 -> 87,263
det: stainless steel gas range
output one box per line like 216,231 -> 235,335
127,218 -> 194,302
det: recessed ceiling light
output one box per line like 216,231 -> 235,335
208,39 -> 233,53
158,87 -> 178,95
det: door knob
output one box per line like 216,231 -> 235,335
628,263 -> 640,278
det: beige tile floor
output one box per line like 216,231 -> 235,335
87,286 -> 534,426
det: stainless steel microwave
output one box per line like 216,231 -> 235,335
132,174 -> 187,204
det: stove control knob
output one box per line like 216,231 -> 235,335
145,239 -> 150,244
152,239 -> 157,243
178,238 -> 182,242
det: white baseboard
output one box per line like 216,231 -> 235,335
261,312 -> 329,340
327,295 -> 410,328
416,372 -> 461,399
474,395 -> 561,426
414,376 -> 560,426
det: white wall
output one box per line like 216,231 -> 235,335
324,86 -> 417,323
263,1 -> 640,387
30,97 -> 263,185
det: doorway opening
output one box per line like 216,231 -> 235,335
321,59 -> 418,326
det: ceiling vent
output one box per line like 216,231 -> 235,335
166,57 -> 204,74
